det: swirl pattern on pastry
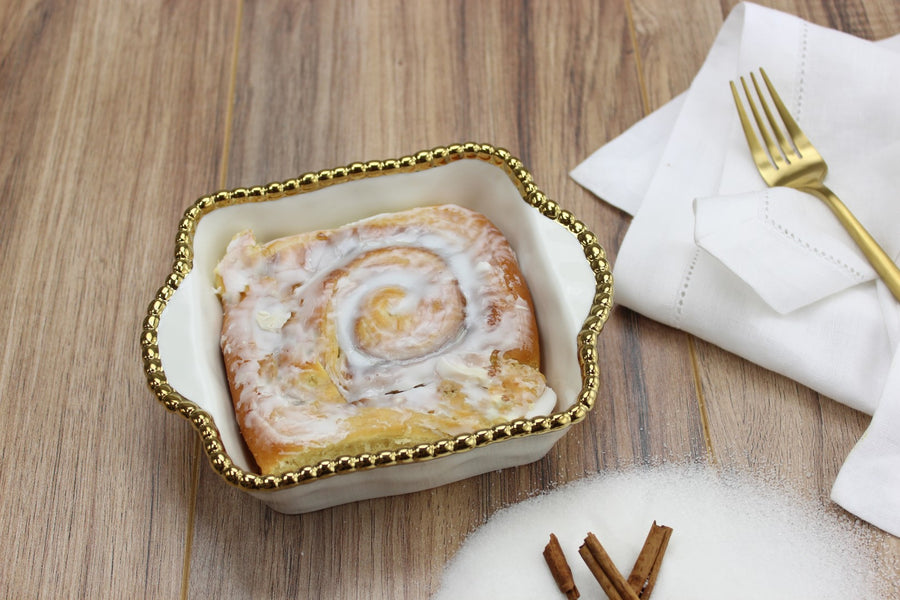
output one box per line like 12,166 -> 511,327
215,204 -> 556,474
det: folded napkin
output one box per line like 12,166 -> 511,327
572,2 -> 900,537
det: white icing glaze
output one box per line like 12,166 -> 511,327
215,204 -> 553,456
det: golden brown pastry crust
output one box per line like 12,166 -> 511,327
215,204 -> 555,474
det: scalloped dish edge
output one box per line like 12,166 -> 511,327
140,143 -> 612,510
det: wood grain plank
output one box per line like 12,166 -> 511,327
629,0 -> 725,110
0,0 -> 236,596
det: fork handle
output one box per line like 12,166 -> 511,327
803,183 -> 900,303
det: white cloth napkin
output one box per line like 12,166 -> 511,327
571,2 -> 900,537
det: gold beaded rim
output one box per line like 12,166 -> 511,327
140,142 -> 613,491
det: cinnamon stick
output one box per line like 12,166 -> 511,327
578,543 -> 623,600
580,533 -> 640,600
543,533 -> 580,599
626,521 -> 673,599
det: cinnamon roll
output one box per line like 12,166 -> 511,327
215,204 -> 556,475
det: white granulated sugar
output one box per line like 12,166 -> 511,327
434,463 -> 897,599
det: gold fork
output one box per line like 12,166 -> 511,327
730,68 -> 900,302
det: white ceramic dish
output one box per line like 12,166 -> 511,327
141,144 -> 612,514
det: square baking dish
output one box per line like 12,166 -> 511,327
140,143 -> 612,513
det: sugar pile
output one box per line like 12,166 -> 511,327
434,463 -> 897,599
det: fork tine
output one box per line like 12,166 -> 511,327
759,68 -> 812,153
730,81 -> 773,173
750,72 -> 795,161
739,76 -> 786,168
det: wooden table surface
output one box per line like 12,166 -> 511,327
3,0 -> 899,597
